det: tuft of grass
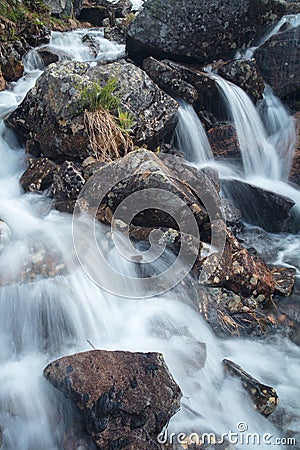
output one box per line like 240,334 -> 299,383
77,77 -> 136,162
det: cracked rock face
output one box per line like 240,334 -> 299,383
127,0 -> 290,64
6,60 -> 178,163
44,350 -> 182,449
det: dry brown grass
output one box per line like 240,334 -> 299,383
84,108 -> 134,163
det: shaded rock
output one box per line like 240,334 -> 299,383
215,59 -> 265,103
22,22 -> 51,47
76,149 -> 212,233
289,111 -> 300,185
143,57 -> 198,104
223,359 -> 279,416
222,178 -> 295,233
6,60 -> 178,162
127,0 -> 289,65
43,350 -> 182,449
43,0 -> 74,18
36,48 -> 60,66
254,25 -> 300,99
0,42 -> 24,82
154,61 -> 224,120
51,161 -> 86,210
77,0 -> 131,26
20,157 -> 58,193
207,124 -> 241,159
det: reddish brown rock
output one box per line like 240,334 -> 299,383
202,228 -> 276,299
44,350 -> 182,450
207,124 -> 240,159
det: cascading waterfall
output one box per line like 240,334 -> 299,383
211,73 -> 282,179
258,86 -> 297,180
174,101 -> 213,164
0,23 -> 300,450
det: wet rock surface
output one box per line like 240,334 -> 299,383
127,0 -> 289,64
254,25 -> 300,99
143,57 -> 199,105
44,350 -> 182,449
215,59 -> 265,103
6,60 -> 178,162
223,359 -> 279,416
222,178 -> 295,233
207,124 -> 241,159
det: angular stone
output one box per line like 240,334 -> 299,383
20,157 -> 58,193
207,124 -> 241,159
44,350 -> 182,449
223,359 -> 279,416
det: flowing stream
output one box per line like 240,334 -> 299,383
0,23 -> 300,450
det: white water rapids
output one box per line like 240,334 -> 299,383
0,26 -> 299,450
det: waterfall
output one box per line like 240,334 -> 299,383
0,24 -> 300,450
258,86 -> 297,180
174,101 -> 213,164
211,74 -> 282,179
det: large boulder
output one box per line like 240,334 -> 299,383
44,350 -> 182,449
254,25 -> 300,99
127,0 -> 290,64
6,60 -> 178,162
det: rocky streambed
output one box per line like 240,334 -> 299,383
0,0 -> 300,449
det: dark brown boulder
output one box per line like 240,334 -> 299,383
0,67 -> 5,91
127,0 -> 289,65
254,25 -> 300,99
6,60 -> 178,162
36,48 -> 60,66
20,157 -> 58,193
44,350 -> 182,449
